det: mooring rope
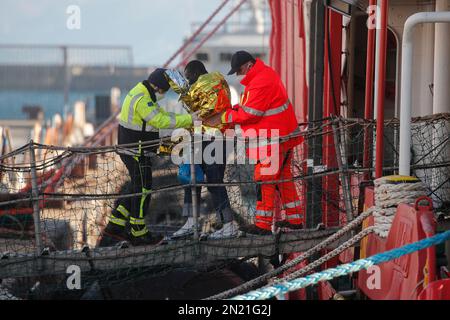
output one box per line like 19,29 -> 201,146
206,209 -> 373,300
281,227 -> 375,282
231,230 -> 450,300
372,177 -> 427,238
209,176 -> 431,300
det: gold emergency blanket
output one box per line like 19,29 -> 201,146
183,72 -> 231,118
159,70 -> 231,155
165,69 -> 190,96
165,70 -> 231,118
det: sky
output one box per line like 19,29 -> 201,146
0,0 -> 224,66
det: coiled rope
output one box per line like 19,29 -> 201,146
373,177 -> 427,238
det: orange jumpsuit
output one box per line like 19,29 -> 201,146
223,59 -> 304,230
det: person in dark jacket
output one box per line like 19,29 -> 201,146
172,60 -> 239,240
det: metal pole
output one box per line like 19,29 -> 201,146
331,121 -> 353,223
307,0 -> 325,229
63,46 -> 71,118
399,11 -> 450,176
363,0 -> 377,180
190,132 -> 199,241
374,0 -> 388,178
432,1 -> 450,207
29,141 -> 43,255
373,0 -> 381,118
433,1 -> 450,115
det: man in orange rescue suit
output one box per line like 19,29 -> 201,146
206,51 -> 304,235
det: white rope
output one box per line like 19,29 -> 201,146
372,178 -> 427,238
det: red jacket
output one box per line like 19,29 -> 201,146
223,59 -> 302,160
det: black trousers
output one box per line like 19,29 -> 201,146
183,139 -> 233,224
112,154 -> 152,230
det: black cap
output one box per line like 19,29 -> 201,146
185,60 -> 208,85
227,51 -> 256,75
148,68 -> 170,92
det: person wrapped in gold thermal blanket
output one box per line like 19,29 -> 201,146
166,61 -> 239,240
159,69 -> 231,154
180,71 -> 231,120
165,69 -> 231,123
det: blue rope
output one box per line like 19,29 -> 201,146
231,230 -> 450,300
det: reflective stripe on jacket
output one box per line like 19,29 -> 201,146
223,59 -> 302,159
119,82 -> 192,133
118,82 -> 193,151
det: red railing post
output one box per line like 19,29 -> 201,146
363,0 -> 377,180
322,8 -> 342,228
375,0 -> 389,178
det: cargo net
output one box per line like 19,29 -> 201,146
0,114 -> 448,300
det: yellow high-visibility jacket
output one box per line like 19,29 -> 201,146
118,81 -> 192,154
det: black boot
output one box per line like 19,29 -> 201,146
130,232 -> 163,246
99,223 -> 129,247
129,224 -> 163,246
275,221 -> 304,230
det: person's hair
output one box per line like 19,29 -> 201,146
184,60 -> 208,84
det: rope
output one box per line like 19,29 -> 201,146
271,178 -> 426,287
231,230 -> 450,300
281,227 -> 375,282
372,177 -> 427,238
0,119 -> 347,163
213,176 -> 437,299
205,209 -> 373,300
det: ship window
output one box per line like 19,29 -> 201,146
220,53 -> 233,62
196,53 -> 209,62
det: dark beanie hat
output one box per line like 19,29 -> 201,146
227,51 -> 256,75
148,68 -> 170,92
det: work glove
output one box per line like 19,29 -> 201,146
203,112 -> 225,127
191,110 -> 202,123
